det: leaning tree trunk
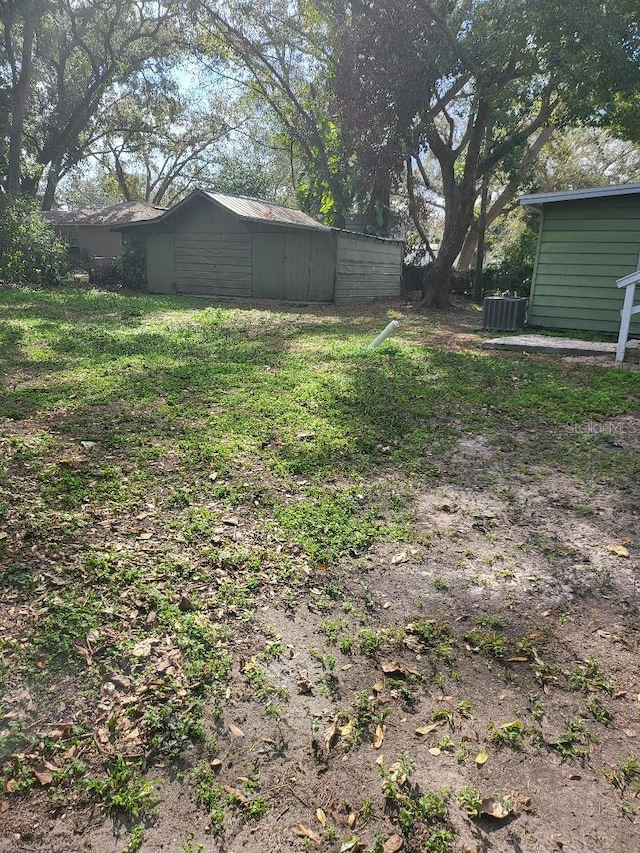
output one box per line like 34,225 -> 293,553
421,192 -> 476,308
420,236 -> 465,309
41,165 -> 61,210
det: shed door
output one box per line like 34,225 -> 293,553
252,233 -> 285,299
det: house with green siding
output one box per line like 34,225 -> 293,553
520,184 -> 640,335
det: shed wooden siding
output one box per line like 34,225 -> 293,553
250,226 -> 335,301
146,231 -> 175,294
334,232 -> 402,304
529,195 -> 640,334
173,199 -> 251,298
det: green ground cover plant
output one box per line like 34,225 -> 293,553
0,287 -> 638,852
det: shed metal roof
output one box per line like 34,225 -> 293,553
202,191 -> 330,232
115,189 -> 403,242
118,189 -> 331,233
520,183 -> 640,207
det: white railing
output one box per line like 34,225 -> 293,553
615,254 -> 640,362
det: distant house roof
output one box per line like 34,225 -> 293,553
42,201 -> 165,227
117,189 -> 331,233
520,183 -> 640,207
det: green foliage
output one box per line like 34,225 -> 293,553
406,619 -> 454,660
566,658 -> 612,694
85,756 -> 157,818
189,765 -> 226,833
464,629 -> 506,659
482,225 -> 537,298
142,698 -> 205,758
547,720 -> 598,763
456,786 -> 482,818
120,236 -> 146,291
604,754 -> 640,797
379,755 -> 452,843
275,489 -> 387,563
487,720 -> 526,749
605,91 -> 640,143
212,157 -> 270,199
0,196 -> 68,287
122,824 -> 145,853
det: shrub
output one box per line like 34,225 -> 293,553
120,235 -> 147,291
482,225 -> 537,298
0,194 -> 68,286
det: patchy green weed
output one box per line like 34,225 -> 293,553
84,756 -> 158,819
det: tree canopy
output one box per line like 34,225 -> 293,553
334,0 -> 640,304
2,0 -> 640,304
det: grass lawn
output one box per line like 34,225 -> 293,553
0,286 -> 639,852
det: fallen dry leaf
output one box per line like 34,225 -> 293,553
347,811 -> 357,828
380,660 -> 420,678
608,544 -> 629,558
383,833 -> 404,852
415,724 -> 437,736
316,808 -> 327,827
341,839 -> 363,852
32,767 -> 53,786
223,785 -> 248,805
475,748 -> 489,767
428,747 -> 441,756
294,824 -> 321,844
480,797 -> 510,819
324,720 -> 339,751
391,550 -> 409,564
131,638 -> 154,658
374,724 -> 385,749
227,722 -> 245,738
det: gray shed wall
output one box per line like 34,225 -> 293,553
173,198 -> 252,297
250,225 -> 335,301
334,233 -> 402,303
146,231 -> 175,294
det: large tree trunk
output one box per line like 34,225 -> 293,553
7,5 -> 36,195
421,226 -> 468,308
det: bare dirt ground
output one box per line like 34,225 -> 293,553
1,297 -> 639,853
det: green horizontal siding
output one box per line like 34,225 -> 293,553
541,240 -> 640,255
529,193 -> 640,334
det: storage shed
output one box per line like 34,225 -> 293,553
119,190 -> 402,303
520,184 -> 640,335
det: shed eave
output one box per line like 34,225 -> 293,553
520,183 -> 640,207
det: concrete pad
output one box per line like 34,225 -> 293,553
482,334 -> 640,358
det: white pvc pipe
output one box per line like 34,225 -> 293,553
368,320 -> 400,349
